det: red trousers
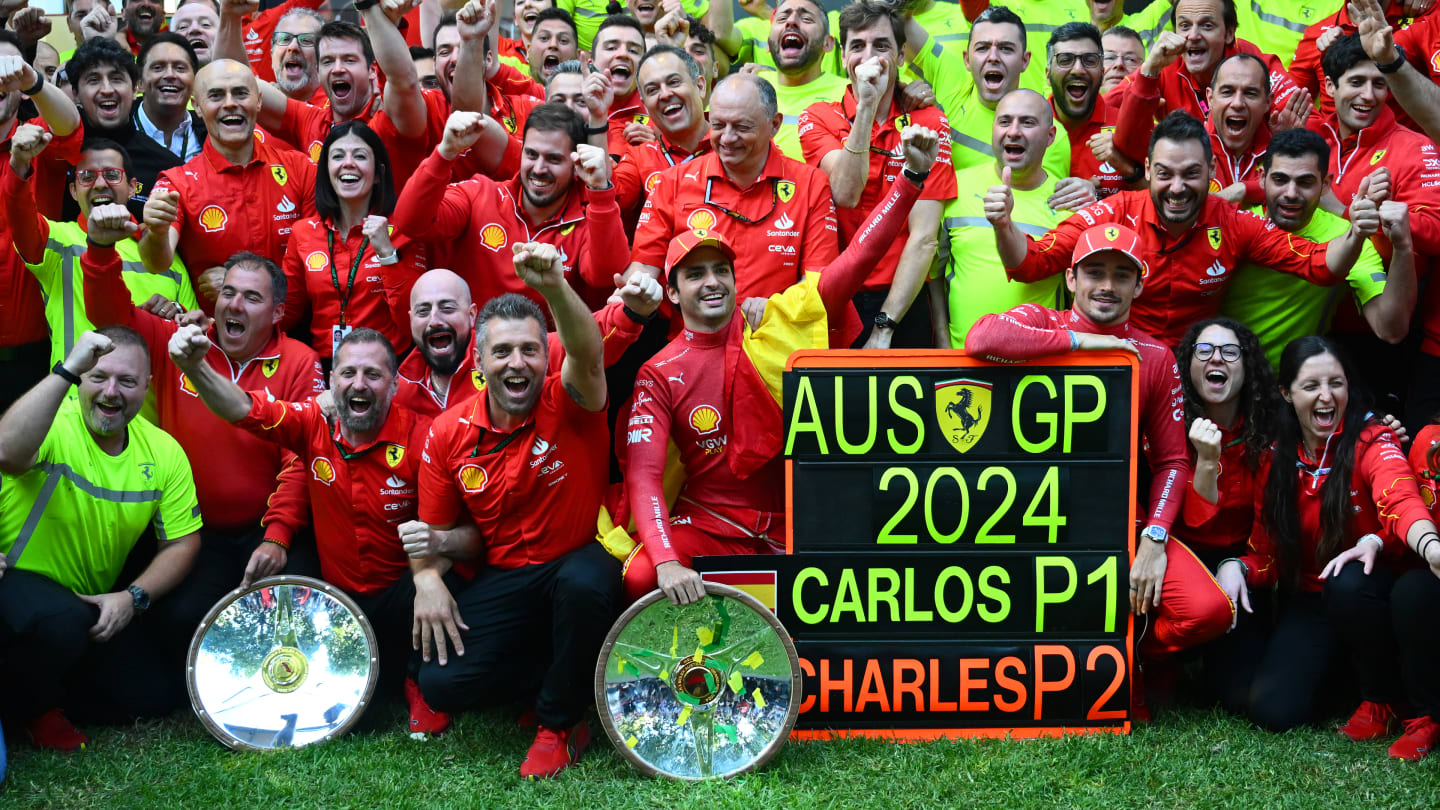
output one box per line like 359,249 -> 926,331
1141,538 -> 1236,657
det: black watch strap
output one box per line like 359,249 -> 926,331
352,0 -> 380,10
902,166 -> 928,185
52,362 -> 81,386
22,72 -> 44,97
1379,44 -> 1407,73
874,312 -> 900,330
585,123 -> 609,135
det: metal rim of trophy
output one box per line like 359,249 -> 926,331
186,575 -> 380,753
593,582 -> 803,781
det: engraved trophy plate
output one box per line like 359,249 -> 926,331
186,576 -> 379,751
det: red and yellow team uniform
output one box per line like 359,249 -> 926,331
632,148 -> 840,301
281,215 -> 429,358
1051,100 -> 1127,198
612,134 -> 713,222
152,137 -> 317,310
1208,123 -> 1270,206
1175,419 -> 1261,557
392,150 -> 629,312
236,396 -> 428,595
1288,4 -> 1433,119
967,304 -> 1232,655
1408,423 -> 1440,515
277,88 -> 449,187
81,244 -> 323,544
419,373 -> 609,569
1009,190 -> 1341,346
606,91 -> 648,161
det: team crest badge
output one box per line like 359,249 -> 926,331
686,209 -> 717,233
634,114 -> 650,126
458,463 -> 488,493
934,378 -> 992,454
776,180 -> 796,203
471,368 -> 486,391
262,358 -> 279,378
1104,226 -> 1120,241
1371,148 -> 1387,165
1208,227 -> 1222,250
271,165 -> 288,186
385,444 -> 405,468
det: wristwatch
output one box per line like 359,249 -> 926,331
1379,44 -> 1407,74
1140,525 -> 1168,545
874,312 -> 900,331
52,362 -> 81,386
128,585 -> 151,614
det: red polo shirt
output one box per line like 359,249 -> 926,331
82,244 -> 324,540
632,147 -> 840,301
1313,107 -> 1440,257
798,89 -> 957,288
280,215 -> 427,358
1208,121 -> 1270,207
606,91 -> 649,160
1051,100 -> 1127,198
237,396 -> 429,595
152,136 -> 317,308
613,131 -> 712,220
418,372 -> 608,569
1011,190 -> 1341,346
392,149 -> 629,311
277,88 -> 449,188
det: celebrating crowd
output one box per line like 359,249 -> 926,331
1,0 -> 1440,781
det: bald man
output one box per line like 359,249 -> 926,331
140,60 -> 318,311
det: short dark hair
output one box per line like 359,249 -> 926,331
475,293 -> 547,357
335,327 -> 398,375
1149,110 -> 1212,163
839,2 -> 905,52
522,102 -> 587,153
1262,127 -> 1330,173
534,7 -> 577,39
1322,33 -> 1373,84
314,120 -> 397,222
431,11 -> 457,47
1047,21 -> 1101,59
971,5 -> 1025,43
592,13 -> 644,55
776,0 -> 829,35
1213,52 -> 1270,98
639,44 -> 701,82
409,45 -> 434,61
687,15 -> 717,49
1104,25 -> 1142,47
77,137 -> 135,178
224,250 -> 287,304
66,36 -> 140,93
97,324 -> 151,366
138,31 -> 200,74
1171,0 -> 1237,32
318,20 -> 375,66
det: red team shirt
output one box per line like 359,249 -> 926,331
277,89 -> 449,187
237,395 -> 429,595
1052,100 -> 1127,198
419,373 -> 609,569
1009,190 -> 1340,346
81,244 -> 324,541
632,148 -> 840,300
152,136 -> 317,308
613,134 -> 713,221
798,90 -> 958,288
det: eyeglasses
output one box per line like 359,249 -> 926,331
1194,342 -> 1241,362
704,177 -> 777,225
1052,52 -> 1103,69
75,168 -> 124,185
1103,51 -> 1143,70
273,32 -> 318,47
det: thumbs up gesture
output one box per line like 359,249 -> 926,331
985,166 -> 1015,227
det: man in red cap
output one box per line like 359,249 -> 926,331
619,125 -> 939,606
967,222 -> 1234,710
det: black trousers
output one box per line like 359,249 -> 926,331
1391,568 -> 1440,717
0,340 -> 48,413
1249,563 -> 1400,732
417,543 -> 621,729
0,570 -> 181,723
850,288 -> 936,349
1404,349 -> 1440,437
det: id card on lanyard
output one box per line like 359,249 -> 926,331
329,229 -> 370,358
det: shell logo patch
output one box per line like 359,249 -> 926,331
1432,50 -> 1440,74
199,205 -> 228,233
308,141 -> 324,162
262,358 -> 279,378
312,457 -> 336,485
776,180 -> 796,202
645,172 -> 661,192
480,223 -> 507,252
1208,178 -> 1221,193
271,165 -> 288,186
306,251 -> 328,272
385,443 -> 405,468
686,209 -> 717,232
458,463 -> 488,493
689,404 -> 721,435
1208,227 -> 1222,251
179,373 -> 199,397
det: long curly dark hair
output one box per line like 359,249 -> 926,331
1176,317 -> 1275,471
1261,336 -> 1376,590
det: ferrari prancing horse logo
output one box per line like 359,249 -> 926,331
934,378 -> 991,454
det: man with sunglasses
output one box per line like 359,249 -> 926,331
628,74 -> 844,337
800,2 -> 955,349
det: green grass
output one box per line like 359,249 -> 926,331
3,703 -> 1437,809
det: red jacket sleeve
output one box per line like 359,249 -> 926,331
964,304 -> 1072,361
392,150 -> 474,243
260,349 -> 325,546
625,362 -> 680,564
233,393 -> 320,456
1140,348 -> 1187,532
1359,425 -> 1434,556
1240,456 -> 1279,589
798,171 -> 840,275
1011,197 -> 1114,283
1287,27 -> 1326,101
542,302 -> 649,372
579,184 -> 629,290
80,243 -> 176,352
1228,205 -> 1339,286
797,102 -> 845,164
418,422 -> 465,527
817,176 -> 922,317
1114,70 -> 1162,166
1,162 -> 51,264
613,152 -> 646,216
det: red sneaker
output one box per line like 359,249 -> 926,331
1389,716 -> 1440,761
28,708 -> 88,752
519,722 -> 590,780
1338,700 -> 1398,742
405,677 -> 451,736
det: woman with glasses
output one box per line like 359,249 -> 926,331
280,121 -> 427,363
1232,336 -> 1440,760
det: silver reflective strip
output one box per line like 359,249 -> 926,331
153,510 -> 167,542
935,33 -> 968,43
121,259 -> 182,286
1137,19 -> 1170,48
1250,0 -> 1308,32
944,215 -> 1052,237
7,471 -> 62,565
574,5 -> 603,16
36,461 -> 163,503
55,239 -> 81,358
951,128 -> 994,157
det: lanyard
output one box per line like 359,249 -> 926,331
328,229 -> 370,326
470,421 -> 533,457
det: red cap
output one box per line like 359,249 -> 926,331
1071,224 -> 1147,277
664,228 -> 737,273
